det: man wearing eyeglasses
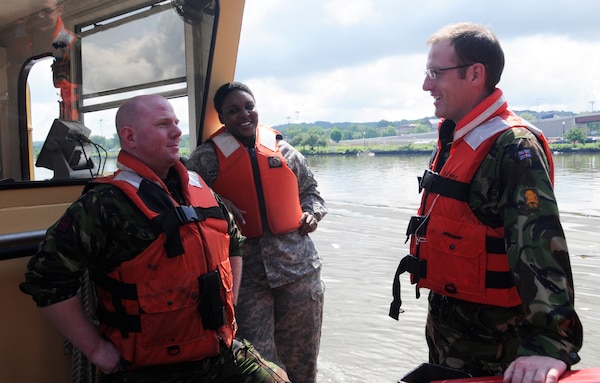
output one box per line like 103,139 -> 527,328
390,22 -> 582,383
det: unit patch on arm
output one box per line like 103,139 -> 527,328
524,189 -> 539,209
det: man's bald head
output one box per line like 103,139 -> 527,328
114,95 -> 181,178
115,94 -> 165,133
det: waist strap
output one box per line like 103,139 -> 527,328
388,250 -> 515,320
406,215 -> 506,254
97,306 -> 141,333
150,205 -> 225,258
419,169 -> 470,202
92,270 -> 141,336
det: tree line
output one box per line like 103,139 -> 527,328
32,111 -> 599,157
274,118 -> 432,151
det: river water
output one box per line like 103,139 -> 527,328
309,152 -> 600,382
32,152 -> 600,382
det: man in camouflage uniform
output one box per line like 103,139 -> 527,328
186,82 -> 327,383
390,23 -> 582,382
20,95 -> 289,383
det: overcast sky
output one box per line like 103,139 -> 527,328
28,0 -> 600,141
234,0 -> 600,126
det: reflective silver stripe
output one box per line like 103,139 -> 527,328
188,171 -> 203,188
464,116 -> 510,150
113,170 -> 143,189
258,125 -> 277,151
212,132 -> 240,158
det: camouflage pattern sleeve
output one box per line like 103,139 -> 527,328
214,191 -> 246,257
278,140 -> 328,222
188,143 -> 244,256
187,141 -> 219,186
20,185 -> 155,307
474,127 -> 583,366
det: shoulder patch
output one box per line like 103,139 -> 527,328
56,214 -> 73,233
524,189 -> 539,209
518,148 -> 532,160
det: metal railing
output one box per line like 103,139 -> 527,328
0,230 -> 45,260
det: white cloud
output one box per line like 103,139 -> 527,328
324,0 -> 378,26
244,53 -> 434,126
236,0 -> 600,126
26,0 -> 600,142
501,35 -> 600,113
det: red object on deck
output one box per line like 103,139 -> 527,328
431,368 -> 600,383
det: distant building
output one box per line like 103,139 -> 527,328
396,123 -> 416,134
531,113 -> 600,138
428,118 -> 441,130
418,114 -> 600,139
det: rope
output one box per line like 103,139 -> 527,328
64,268 -> 99,383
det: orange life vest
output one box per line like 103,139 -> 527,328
389,91 -> 555,318
210,125 -> 303,238
91,152 -> 235,369
409,114 -> 524,306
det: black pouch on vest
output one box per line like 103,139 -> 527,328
198,270 -> 226,330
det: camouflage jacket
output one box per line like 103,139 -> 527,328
20,165 -> 244,307
426,95 -> 582,369
187,136 -> 327,288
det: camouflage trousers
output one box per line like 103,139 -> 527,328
425,292 -> 524,377
236,269 -> 325,383
99,338 -> 290,383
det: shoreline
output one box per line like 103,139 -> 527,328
302,146 -> 600,156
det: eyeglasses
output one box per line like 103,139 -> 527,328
424,64 -> 473,80
39,6 -> 59,17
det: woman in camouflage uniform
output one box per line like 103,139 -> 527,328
187,82 -> 327,383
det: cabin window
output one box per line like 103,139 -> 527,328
79,4 -> 186,107
29,58 -> 66,180
33,2 -> 193,180
75,3 -> 193,173
4,1 -> 217,182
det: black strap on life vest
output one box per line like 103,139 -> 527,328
389,255 -> 426,320
418,169 -> 470,202
406,215 -> 506,254
138,178 -> 225,258
389,250 -> 514,320
392,214 -> 514,319
93,269 -> 138,301
96,306 -> 142,334
404,216 -> 512,288
149,205 -> 225,258
92,269 -> 141,336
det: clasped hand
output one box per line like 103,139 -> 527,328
299,212 -> 318,236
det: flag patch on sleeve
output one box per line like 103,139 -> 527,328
518,148 -> 532,160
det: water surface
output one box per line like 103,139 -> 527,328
311,153 -> 600,382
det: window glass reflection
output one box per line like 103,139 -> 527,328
81,9 -> 184,96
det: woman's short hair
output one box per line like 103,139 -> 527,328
213,82 -> 254,114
